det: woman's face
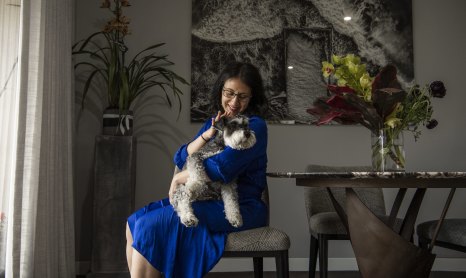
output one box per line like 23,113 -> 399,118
221,78 -> 252,116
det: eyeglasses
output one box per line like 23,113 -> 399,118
222,88 -> 252,101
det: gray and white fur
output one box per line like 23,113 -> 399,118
171,115 -> 256,228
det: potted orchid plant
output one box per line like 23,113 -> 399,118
307,54 -> 446,171
73,0 -> 188,135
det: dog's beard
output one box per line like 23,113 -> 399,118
224,130 -> 256,150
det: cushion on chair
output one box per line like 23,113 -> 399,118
225,226 -> 290,252
309,212 -> 347,235
417,219 -> 466,247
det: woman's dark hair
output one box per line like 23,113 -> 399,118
210,62 -> 267,117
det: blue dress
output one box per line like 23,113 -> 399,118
127,115 -> 268,278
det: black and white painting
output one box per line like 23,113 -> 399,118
191,0 -> 413,124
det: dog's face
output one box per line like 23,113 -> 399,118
221,115 -> 256,150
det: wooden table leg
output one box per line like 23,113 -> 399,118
346,188 -> 435,278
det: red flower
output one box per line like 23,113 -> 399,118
307,95 -> 362,125
430,81 -> 446,98
327,85 -> 356,95
426,119 -> 438,129
371,65 -> 406,119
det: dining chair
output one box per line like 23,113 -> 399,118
303,164 -> 402,278
223,184 -> 290,278
417,218 -> 466,253
173,167 -> 290,278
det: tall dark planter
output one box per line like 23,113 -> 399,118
89,135 -> 136,277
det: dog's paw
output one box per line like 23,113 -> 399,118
229,216 -> 243,228
180,213 -> 199,227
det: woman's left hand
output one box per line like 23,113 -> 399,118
169,170 -> 189,204
202,111 -> 227,140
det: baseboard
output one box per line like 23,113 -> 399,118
211,257 -> 466,272
78,257 -> 466,274
211,258 -> 358,272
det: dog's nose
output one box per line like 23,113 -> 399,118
244,131 -> 250,138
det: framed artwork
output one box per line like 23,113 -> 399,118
191,0 -> 413,124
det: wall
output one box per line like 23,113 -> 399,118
74,0 -> 466,272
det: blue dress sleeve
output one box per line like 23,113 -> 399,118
204,116 -> 267,183
173,119 -> 212,169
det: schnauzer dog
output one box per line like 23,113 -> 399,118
171,115 -> 256,228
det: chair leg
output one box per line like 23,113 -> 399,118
318,234 -> 328,278
418,236 -> 430,249
253,257 -> 263,278
309,235 -> 318,278
275,250 -> 289,278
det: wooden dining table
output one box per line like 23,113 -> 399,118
267,171 -> 466,278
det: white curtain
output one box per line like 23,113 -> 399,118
0,0 -> 21,275
1,0 -> 76,276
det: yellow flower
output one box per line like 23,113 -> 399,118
347,61 -> 358,75
331,54 -> 342,65
343,54 -> 360,66
322,61 -> 334,78
385,117 -> 401,128
103,15 -> 131,35
384,103 -> 402,128
337,78 -> 347,86
360,73 -> 371,89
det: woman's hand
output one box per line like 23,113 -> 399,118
187,111 -> 227,155
202,111 -> 226,140
168,180 -> 177,204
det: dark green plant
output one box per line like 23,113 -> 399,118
72,0 -> 188,115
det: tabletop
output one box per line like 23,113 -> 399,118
266,171 -> 466,188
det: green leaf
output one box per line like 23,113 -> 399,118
73,28 -> 188,117
81,69 -> 103,109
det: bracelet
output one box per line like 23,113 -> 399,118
200,134 -> 209,142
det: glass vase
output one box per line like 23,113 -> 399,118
371,129 -> 405,172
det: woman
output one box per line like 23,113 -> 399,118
126,62 -> 269,278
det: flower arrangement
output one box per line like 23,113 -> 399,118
307,54 -> 446,171
73,0 -> 188,119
